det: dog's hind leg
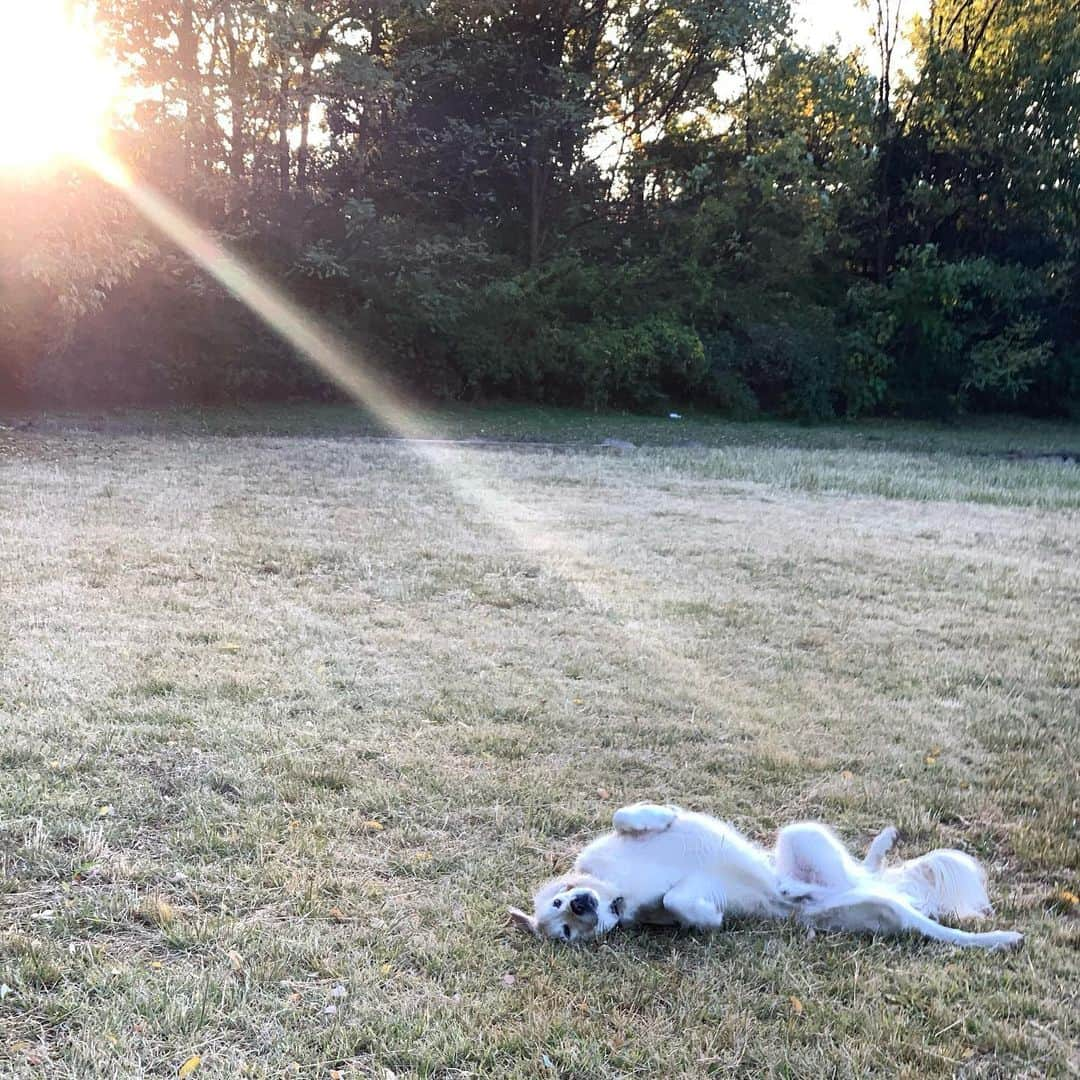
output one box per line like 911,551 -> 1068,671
612,803 -> 678,835
863,826 -> 899,872
774,822 -> 856,894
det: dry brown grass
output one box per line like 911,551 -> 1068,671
1,421 -> 1078,1078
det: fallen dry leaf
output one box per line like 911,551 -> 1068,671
177,1055 -> 201,1078
1045,887 -> 1080,915
790,996 -> 804,1015
143,896 -> 175,927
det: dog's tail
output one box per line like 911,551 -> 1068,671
889,849 -> 992,920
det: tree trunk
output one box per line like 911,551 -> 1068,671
873,0 -> 899,282
224,14 -> 248,180
297,55 -> 314,190
741,49 -> 755,157
178,0 -> 198,177
278,62 -> 291,196
528,141 -> 549,267
230,87 -> 246,179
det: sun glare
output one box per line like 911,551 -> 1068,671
0,2 -> 120,170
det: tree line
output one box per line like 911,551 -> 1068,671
2,0 -> 1078,419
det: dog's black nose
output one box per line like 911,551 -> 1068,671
570,893 -> 597,916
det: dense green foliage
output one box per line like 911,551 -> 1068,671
2,0 -> 1079,418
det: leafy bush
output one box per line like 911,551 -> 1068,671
446,258 -> 710,408
50,258 -> 335,406
842,246 -> 1054,417
316,229 -> 715,409
0,173 -> 150,401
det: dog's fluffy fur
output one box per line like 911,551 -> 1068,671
510,804 -> 1022,951
774,820 -> 1022,950
510,804 -> 787,943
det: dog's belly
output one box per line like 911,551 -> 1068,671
580,848 -> 683,902
575,813 -> 784,920
576,826 -> 729,903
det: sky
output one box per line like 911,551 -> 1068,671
796,0 -> 930,69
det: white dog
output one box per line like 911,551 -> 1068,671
509,804 -> 1022,950
510,804 -> 787,942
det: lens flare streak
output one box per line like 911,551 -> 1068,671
92,150 -> 719,710
92,154 -> 596,580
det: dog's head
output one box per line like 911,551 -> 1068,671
508,875 -> 623,943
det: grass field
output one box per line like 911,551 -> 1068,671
2,411 -> 1078,1078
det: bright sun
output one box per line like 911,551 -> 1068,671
0,1 -> 121,170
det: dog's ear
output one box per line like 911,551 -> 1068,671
507,907 -> 539,937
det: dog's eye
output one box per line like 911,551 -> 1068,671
552,899 -> 562,909
563,925 -> 572,939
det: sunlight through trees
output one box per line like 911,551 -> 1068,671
1,0 -> 1077,418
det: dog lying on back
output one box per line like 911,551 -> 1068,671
509,804 -> 1022,950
